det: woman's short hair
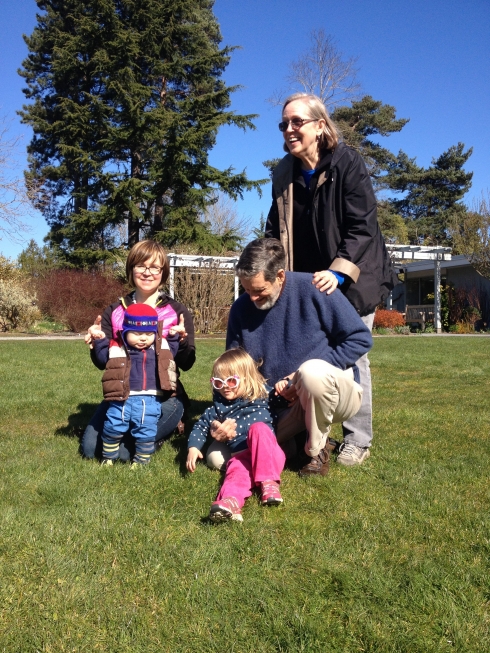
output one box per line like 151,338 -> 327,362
236,238 -> 286,282
213,348 -> 268,401
126,240 -> 170,287
282,92 -> 340,152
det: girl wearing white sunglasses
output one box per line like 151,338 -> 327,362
186,348 -> 286,522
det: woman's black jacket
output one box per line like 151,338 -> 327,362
265,142 -> 398,316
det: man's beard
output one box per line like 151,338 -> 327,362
254,285 -> 282,311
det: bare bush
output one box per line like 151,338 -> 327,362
172,264 -> 235,334
447,284 -> 486,327
36,269 -> 126,332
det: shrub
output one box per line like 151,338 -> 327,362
373,309 -> 405,329
394,325 -> 410,335
452,321 -> 475,334
446,284 -> 485,327
0,279 -> 41,331
172,265 -> 235,334
35,269 -> 126,332
0,255 -> 24,283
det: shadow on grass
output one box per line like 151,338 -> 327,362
168,399 -> 212,476
54,402 -> 100,440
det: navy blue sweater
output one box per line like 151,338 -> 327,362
226,272 -> 372,385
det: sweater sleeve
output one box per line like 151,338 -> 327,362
226,297 -> 246,350
89,304 -> 115,370
92,337 -> 110,368
316,291 -> 372,371
187,406 -> 216,451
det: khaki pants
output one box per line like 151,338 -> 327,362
276,359 -> 363,457
206,359 -> 363,470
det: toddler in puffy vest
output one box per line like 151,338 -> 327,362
92,303 -> 181,466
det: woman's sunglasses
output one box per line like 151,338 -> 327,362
278,118 -> 317,132
210,375 -> 240,391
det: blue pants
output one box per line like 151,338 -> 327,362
102,396 -> 161,464
81,395 -> 185,461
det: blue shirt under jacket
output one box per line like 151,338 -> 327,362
226,272 -> 372,385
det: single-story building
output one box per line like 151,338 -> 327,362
390,254 -> 490,323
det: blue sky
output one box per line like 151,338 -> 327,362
1,0 -> 489,259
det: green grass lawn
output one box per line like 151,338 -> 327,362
0,337 -> 489,652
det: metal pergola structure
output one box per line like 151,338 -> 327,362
385,245 -> 452,333
167,253 -> 240,300
167,246 -> 454,334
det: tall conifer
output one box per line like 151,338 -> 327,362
387,143 -> 473,246
20,0 -> 264,265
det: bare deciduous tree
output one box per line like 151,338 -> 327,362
200,192 -> 252,250
268,29 -> 361,109
451,192 -> 490,280
0,120 -> 32,242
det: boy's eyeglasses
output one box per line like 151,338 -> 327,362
134,265 -> 163,275
210,375 -> 240,390
278,118 -> 317,132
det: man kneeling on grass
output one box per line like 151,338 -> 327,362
208,238 -> 373,477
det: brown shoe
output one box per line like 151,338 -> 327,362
299,441 -> 330,477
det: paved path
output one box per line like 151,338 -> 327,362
1,333 -> 489,342
0,334 -> 227,341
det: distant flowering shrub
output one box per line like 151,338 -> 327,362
373,309 -> 405,329
36,269 -> 125,333
0,279 -> 41,331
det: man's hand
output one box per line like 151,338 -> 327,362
312,270 -> 339,294
186,447 -> 203,473
210,418 -> 237,442
274,374 -> 298,404
84,315 -> 105,348
274,378 -> 290,394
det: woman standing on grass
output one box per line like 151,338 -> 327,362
266,92 -> 398,468
81,239 -> 195,461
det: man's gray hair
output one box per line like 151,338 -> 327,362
236,238 -> 286,282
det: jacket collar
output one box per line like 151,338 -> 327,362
121,291 -> 170,309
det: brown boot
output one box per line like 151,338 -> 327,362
299,441 -> 330,477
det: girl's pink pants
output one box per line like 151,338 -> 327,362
216,422 -> 286,508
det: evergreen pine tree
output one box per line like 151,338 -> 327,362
331,95 -> 409,189
387,142 -> 473,246
19,0 -> 265,266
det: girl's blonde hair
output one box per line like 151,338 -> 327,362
282,92 -> 341,152
212,349 -> 268,401
126,240 -> 170,288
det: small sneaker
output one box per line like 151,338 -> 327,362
337,443 -> 370,467
101,459 -> 114,466
130,461 -> 145,469
260,480 -> 283,506
209,497 -> 243,523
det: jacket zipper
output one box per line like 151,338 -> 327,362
142,349 -> 147,390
